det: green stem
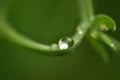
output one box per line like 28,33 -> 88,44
78,0 -> 94,21
0,0 -> 94,55
97,32 -> 118,52
0,20 -> 60,52
91,31 -> 120,53
72,0 -> 94,48
88,37 -> 109,63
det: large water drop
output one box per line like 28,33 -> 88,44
58,37 -> 74,50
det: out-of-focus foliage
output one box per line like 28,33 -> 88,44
0,0 -> 120,80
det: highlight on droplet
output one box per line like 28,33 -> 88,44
58,37 -> 74,50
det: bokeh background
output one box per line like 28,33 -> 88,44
0,0 -> 120,80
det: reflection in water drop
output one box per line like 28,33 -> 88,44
58,37 -> 74,50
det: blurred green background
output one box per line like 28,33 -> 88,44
0,0 -> 120,80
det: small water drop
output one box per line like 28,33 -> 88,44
76,26 -> 84,35
78,30 -> 83,35
50,43 -> 58,49
110,41 -> 117,51
90,31 -> 98,39
58,37 -> 74,50
110,43 -> 114,47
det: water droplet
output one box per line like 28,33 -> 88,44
78,30 -> 83,35
58,37 -> 74,50
90,31 -> 98,39
110,41 -> 117,51
76,27 -> 84,35
50,43 -> 58,49
110,43 -> 114,47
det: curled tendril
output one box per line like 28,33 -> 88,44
91,14 -> 116,31
0,0 -> 120,60
0,0 -> 93,56
88,14 -> 120,62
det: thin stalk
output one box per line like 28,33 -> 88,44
0,0 -> 95,55
72,0 -> 94,48
0,20 -> 60,52
97,32 -> 120,52
78,0 -> 94,21
88,37 -> 109,63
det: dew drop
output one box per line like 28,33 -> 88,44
76,26 -> 84,35
58,37 -> 74,50
50,43 -> 58,49
78,30 -> 83,35
110,41 -> 118,51
110,43 -> 114,47
90,31 -> 98,39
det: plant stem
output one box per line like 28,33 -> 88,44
72,0 -> 94,48
97,32 -> 119,52
78,0 -> 94,21
0,20 -> 60,52
0,0 -> 95,55
88,37 -> 109,63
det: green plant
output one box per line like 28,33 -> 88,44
0,0 -> 120,62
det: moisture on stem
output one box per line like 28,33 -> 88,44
0,0 -> 97,56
